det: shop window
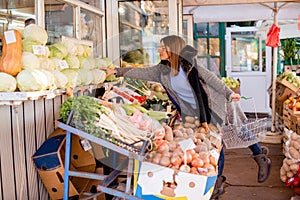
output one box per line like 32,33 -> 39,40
194,22 -> 225,77
118,1 -> 169,66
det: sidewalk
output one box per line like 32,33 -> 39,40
219,143 -> 294,200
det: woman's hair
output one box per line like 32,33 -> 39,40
161,35 -> 186,75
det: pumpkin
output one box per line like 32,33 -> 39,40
0,29 -> 23,76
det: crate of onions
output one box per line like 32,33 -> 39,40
134,116 -> 222,200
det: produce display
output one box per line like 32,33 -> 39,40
281,129 -> 300,195
0,24 -> 116,93
278,71 -> 300,88
221,77 -> 240,89
283,96 -> 300,111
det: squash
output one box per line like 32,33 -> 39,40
0,29 -> 23,76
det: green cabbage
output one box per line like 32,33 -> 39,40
81,56 -> 96,70
0,72 -> 17,92
50,70 -> 68,89
48,43 -> 68,59
78,68 -> 93,86
22,37 -> 42,53
96,57 -> 113,68
82,45 -> 92,58
61,68 -> 80,88
66,55 -> 80,69
21,52 -> 40,69
17,69 -> 48,91
91,69 -> 106,84
62,40 -> 77,55
23,24 -> 48,45
39,69 -> 57,90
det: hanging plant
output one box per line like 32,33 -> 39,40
282,38 -> 297,65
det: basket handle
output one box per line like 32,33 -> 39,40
226,96 -> 258,125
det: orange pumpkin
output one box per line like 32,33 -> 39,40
0,29 -> 23,76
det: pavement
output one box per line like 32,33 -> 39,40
219,141 -> 294,200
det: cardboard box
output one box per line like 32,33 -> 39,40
33,134 -> 96,200
133,161 -> 217,200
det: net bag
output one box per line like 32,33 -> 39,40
221,100 -> 267,149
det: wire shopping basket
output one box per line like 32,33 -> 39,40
221,97 -> 268,149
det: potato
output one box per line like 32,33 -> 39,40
185,116 -> 195,124
289,146 -> 300,160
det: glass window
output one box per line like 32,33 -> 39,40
209,23 -> 219,36
46,1 -> 73,44
209,38 -> 220,56
230,31 -> 262,72
80,10 -> 103,56
195,23 -> 207,36
197,38 -> 207,56
119,1 -> 169,66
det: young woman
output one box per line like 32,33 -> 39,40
110,35 -> 271,199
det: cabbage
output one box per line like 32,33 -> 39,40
96,57 -> 113,68
22,37 -> 42,53
23,24 -> 48,45
76,44 -> 85,56
39,69 -> 57,90
81,56 -> 96,70
91,69 -> 106,84
50,70 -> 68,89
82,45 -> 92,58
65,55 -> 80,69
78,68 -> 93,86
48,58 -> 61,70
21,52 -> 40,69
62,40 -> 77,55
0,72 -> 17,92
17,69 -> 48,91
48,43 -> 68,59
61,69 -> 80,88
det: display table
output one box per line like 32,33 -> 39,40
56,112 -> 149,200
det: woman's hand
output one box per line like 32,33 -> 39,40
105,68 -> 116,78
230,93 -> 241,102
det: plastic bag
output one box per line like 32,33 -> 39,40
266,24 -> 281,47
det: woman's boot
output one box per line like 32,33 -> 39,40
210,175 -> 226,199
252,149 -> 272,183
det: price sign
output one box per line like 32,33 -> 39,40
81,139 -> 92,151
4,30 -> 16,44
32,45 -> 46,55
179,138 -> 196,152
58,60 -> 69,70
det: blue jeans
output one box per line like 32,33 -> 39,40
218,142 -> 262,176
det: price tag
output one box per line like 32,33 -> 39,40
4,30 -> 16,44
209,149 -> 220,160
80,139 -> 92,151
58,60 -> 69,70
32,45 -> 46,55
178,138 -> 196,152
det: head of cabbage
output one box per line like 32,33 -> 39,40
0,72 -> 17,92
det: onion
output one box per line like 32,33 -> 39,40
159,156 -> 171,167
170,155 -> 183,166
191,158 -> 204,168
168,141 -> 177,152
152,153 -> 162,164
179,164 -> 191,173
157,141 -> 170,152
